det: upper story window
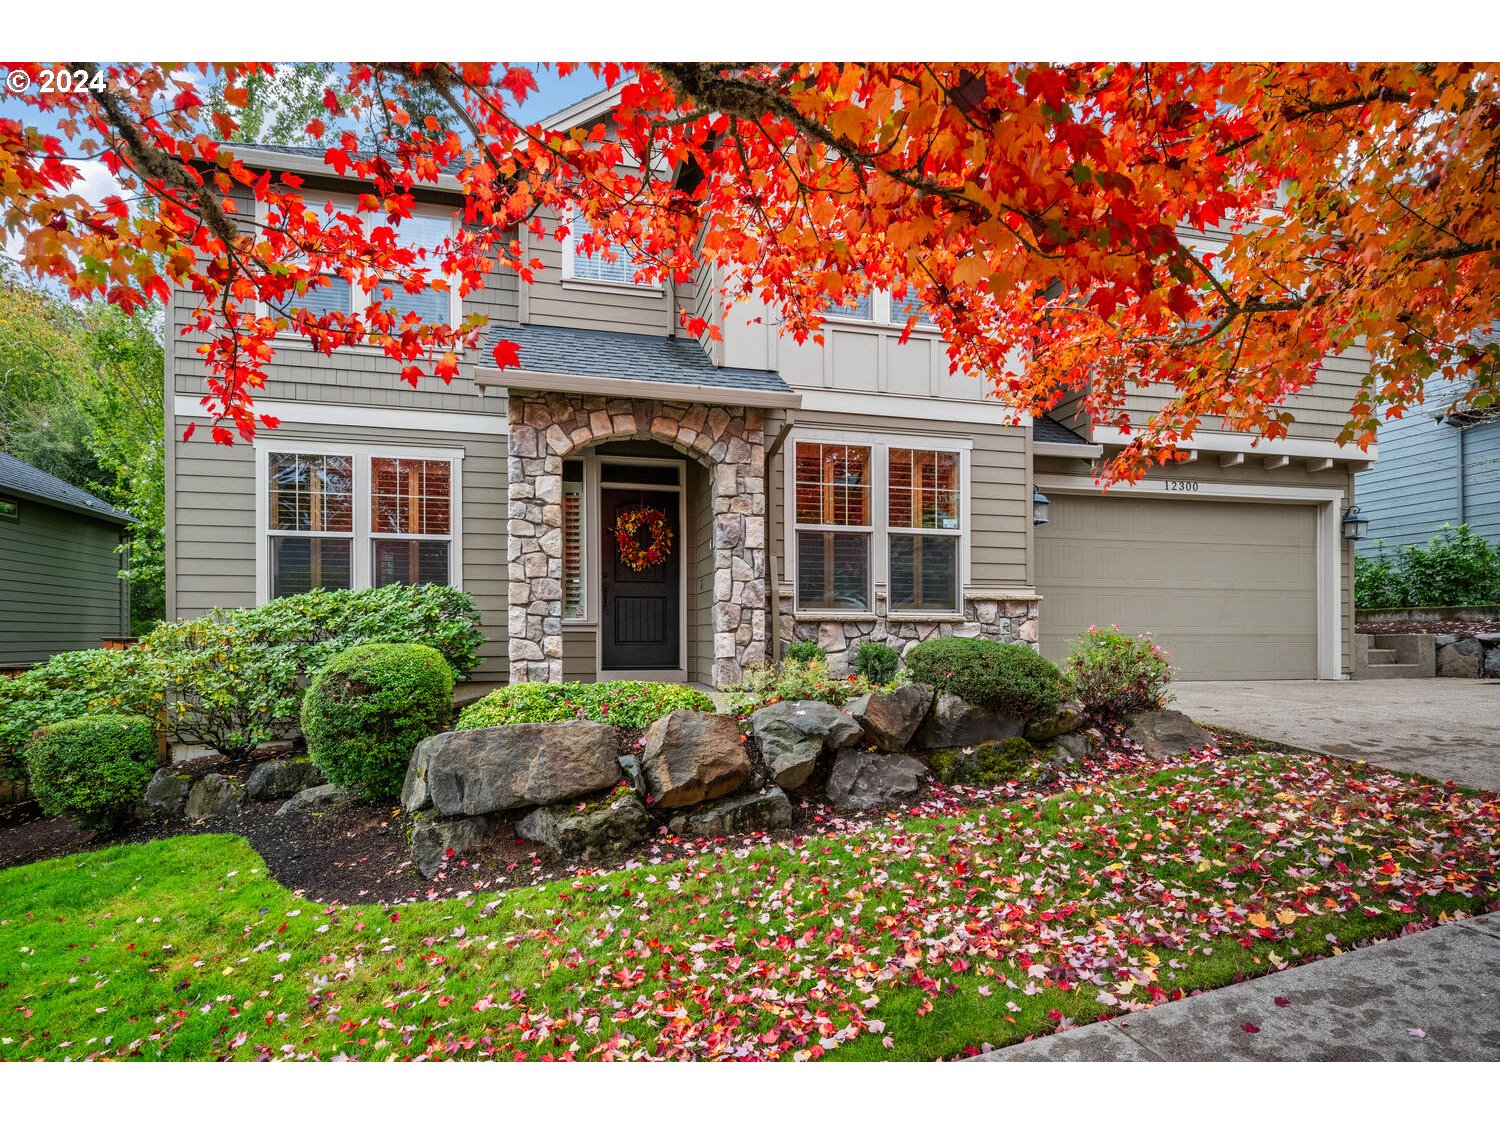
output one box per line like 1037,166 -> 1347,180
890,289 -> 935,327
563,210 -> 659,289
822,280 -> 936,329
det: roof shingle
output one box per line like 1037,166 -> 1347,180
0,451 -> 136,525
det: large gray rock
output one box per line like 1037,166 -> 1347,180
668,787 -> 793,838
424,722 -> 624,816
825,749 -> 928,811
916,692 -> 1025,749
640,710 -> 751,809
1040,729 -> 1100,766
275,783 -> 352,817
846,685 -> 934,752
246,757 -> 324,802
1121,709 -> 1217,760
1025,702 -> 1086,744
409,812 -> 502,878
1485,646 -> 1500,678
400,736 -> 444,813
184,773 -> 244,820
141,769 -> 192,818
749,700 -> 862,789
1437,637 -> 1483,678
517,790 -> 650,863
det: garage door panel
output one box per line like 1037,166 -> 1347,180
1037,496 -> 1318,680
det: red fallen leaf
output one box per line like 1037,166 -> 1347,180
1274,996 -> 1290,1007
1242,1023 -> 1260,1033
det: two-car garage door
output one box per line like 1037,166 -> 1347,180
1035,493 -> 1320,680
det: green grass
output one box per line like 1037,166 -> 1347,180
2,751 -> 1496,1061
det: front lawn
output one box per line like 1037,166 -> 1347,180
2,751 -> 1496,1061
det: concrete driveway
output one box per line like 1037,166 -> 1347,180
1172,679 -> 1500,793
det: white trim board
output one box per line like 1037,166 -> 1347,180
1034,473 -> 1344,680
795,388 -> 1030,426
174,395 -> 506,436
1091,425 -> 1376,463
475,367 -> 801,409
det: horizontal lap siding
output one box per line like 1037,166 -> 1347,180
0,501 -> 126,664
526,213 -> 674,337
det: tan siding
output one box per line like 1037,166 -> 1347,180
562,627 -> 597,681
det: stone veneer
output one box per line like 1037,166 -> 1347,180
778,590 -> 1043,675
506,391 -> 768,687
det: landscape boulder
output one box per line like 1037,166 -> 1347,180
1024,702 -> 1086,744
916,692 -> 1025,749
640,710 -> 751,808
141,769 -> 193,818
1121,709 -> 1217,760
517,790 -> 650,863
825,749 -> 928,811
668,787 -> 794,838
409,812 -> 502,878
421,721 -> 624,817
184,773 -> 244,820
275,783 -> 352,818
846,685 -> 934,752
1038,729 -> 1100,766
1437,637 -> 1483,678
400,736 -> 443,812
246,757 -> 325,802
749,700 -> 862,789
928,738 -> 1038,786
1485,647 -> 1500,678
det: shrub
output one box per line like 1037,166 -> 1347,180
852,641 -> 899,685
26,715 -> 156,830
1063,626 -> 1174,720
725,657 -> 884,715
301,643 -> 455,800
1354,525 -> 1500,609
785,639 -> 827,664
457,681 -> 716,732
0,648 -> 160,775
905,636 -> 1063,720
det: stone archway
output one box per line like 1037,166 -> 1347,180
505,390 -> 767,687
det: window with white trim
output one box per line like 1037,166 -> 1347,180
259,444 -> 461,601
791,436 -> 966,615
563,209 -> 657,288
890,289 -> 935,327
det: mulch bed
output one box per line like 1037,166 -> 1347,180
1357,620 -> 1500,636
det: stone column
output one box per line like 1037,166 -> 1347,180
506,396 -> 565,682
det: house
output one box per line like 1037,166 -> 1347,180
164,91 -> 1376,687
0,450 -> 136,668
1354,366 -> 1500,556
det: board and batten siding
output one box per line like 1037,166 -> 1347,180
168,416 -> 510,681
0,499 -> 128,665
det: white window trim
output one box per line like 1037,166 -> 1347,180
253,437 -> 464,605
252,194 -> 463,336
787,428 -> 972,617
560,208 -> 664,294
822,289 -> 939,333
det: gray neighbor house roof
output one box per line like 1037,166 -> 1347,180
1033,415 -> 1093,446
481,323 -> 796,403
0,451 -> 136,525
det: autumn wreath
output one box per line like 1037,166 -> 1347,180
613,506 -> 674,571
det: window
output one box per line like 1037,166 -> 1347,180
0,498 -> 18,521
890,290 -> 935,327
790,436 -> 967,616
263,195 -> 457,329
257,443 -> 462,603
563,459 -> 585,620
564,209 -> 656,288
794,442 -> 873,611
825,289 -> 874,321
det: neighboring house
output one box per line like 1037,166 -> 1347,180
1355,368 -> 1500,556
0,450 -> 136,668
164,91 -> 1376,685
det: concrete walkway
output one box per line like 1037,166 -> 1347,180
1172,679 -> 1500,793
975,914 -> 1500,1061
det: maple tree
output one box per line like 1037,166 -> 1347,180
2,61 -> 1497,479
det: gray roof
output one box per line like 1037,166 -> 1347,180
482,323 -> 792,398
1034,415 -> 1094,446
0,451 -> 136,525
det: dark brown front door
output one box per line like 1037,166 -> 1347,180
601,488 -> 681,670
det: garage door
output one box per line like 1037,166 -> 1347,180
1036,494 -> 1319,680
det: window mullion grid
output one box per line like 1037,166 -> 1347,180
353,452 -> 371,588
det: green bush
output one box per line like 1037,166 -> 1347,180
301,643 -> 454,800
0,648 -> 160,776
26,715 -> 156,830
1062,625 -> 1174,720
457,681 -> 716,732
726,657 -> 886,715
905,636 -> 1063,720
852,641 -> 899,685
1355,525 -> 1500,609
785,639 -> 827,663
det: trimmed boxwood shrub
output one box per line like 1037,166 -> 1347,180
905,636 -> 1063,720
852,641 -> 899,685
457,681 -> 716,731
785,639 -> 827,664
26,715 -> 157,830
301,643 -> 455,800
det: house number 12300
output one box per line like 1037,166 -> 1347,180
1163,480 -> 1200,492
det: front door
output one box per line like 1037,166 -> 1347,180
600,487 -> 681,670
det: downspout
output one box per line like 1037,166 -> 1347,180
765,413 -> 796,668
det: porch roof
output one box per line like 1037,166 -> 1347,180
477,324 -> 801,409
